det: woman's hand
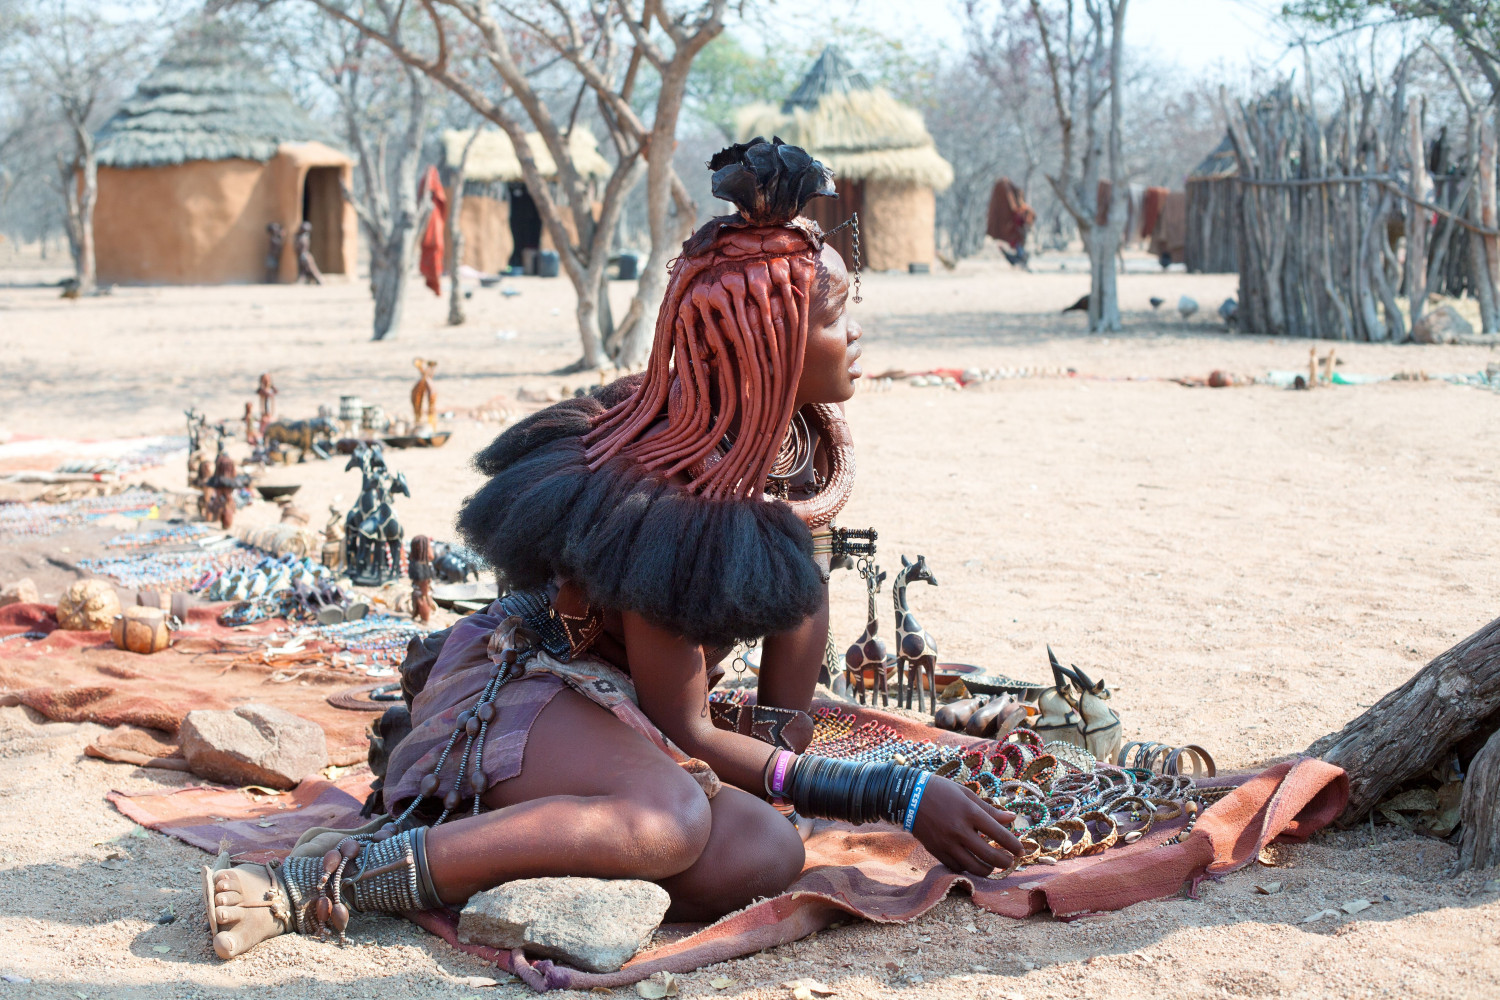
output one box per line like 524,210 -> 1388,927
909,776 -> 1022,877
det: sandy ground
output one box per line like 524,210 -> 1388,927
3,253 -> 1500,998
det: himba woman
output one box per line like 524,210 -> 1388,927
204,140 -> 1021,959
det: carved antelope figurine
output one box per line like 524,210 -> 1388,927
844,567 -> 888,705
1038,647 -> 1123,762
893,555 -> 939,713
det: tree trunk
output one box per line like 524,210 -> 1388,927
371,237 -> 411,341
1308,613 -> 1500,824
1406,101 -> 1430,332
1458,727 -> 1500,871
1087,225 -> 1120,332
1478,117 -> 1500,334
61,123 -> 97,294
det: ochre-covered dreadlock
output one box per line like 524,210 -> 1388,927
583,226 -> 818,502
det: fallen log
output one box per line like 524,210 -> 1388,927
1307,614 -> 1500,843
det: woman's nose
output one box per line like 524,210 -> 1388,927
847,318 -> 863,344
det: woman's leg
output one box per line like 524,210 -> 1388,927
657,785 -> 805,922
433,687 -> 712,901
211,687 -> 713,958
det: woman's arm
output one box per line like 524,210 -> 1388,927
623,610 -> 782,794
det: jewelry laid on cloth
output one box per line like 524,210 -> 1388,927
79,545 -> 264,592
0,488 -> 170,539
0,631 -> 49,644
105,523 -> 216,549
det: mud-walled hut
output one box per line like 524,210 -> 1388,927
736,46 -> 953,272
93,22 -> 356,285
442,128 -> 612,275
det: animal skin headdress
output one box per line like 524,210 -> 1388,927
455,140 -> 845,646
583,137 -> 837,502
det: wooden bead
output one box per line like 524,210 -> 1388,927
322,850 -> 342,873
419,773 -> 440,797
465,716 -> 480,736
456,710 -> 472,727
501,648 -> 518,665
443,790 -> 461,811
330,903 -> 350,933
476,702 -> 495,723
469,770 -> 487,794
339,838 -> 361,859
314,896 -> 332,923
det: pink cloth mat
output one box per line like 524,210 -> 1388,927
108,702 -> 1348,992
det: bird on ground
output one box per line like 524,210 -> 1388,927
1149,296 -> 1165,309
1062,294 -> 1090,314
1218,298 -> 1238,325
1177,295 -> 1199,320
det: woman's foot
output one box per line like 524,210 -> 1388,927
203,863 -> 292,959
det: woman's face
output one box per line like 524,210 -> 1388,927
796,243 -> 863,406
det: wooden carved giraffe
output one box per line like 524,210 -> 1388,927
843,567 -> 888,705
893,555 -> 939,713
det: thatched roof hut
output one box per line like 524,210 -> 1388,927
93,20 -> 355,285
1185,134 -> 1239,274
441,127 -> 611,274
736,46 -> 952,271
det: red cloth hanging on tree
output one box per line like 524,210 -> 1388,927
419,165 -> 447,296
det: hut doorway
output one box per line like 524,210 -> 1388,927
507,182 -> 543,271
804,179 -> 864,264
301,166 -> 346,274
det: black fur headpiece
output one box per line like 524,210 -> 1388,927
455,377 -> 824,648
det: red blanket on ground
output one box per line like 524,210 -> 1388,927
0,602 -> 378,764
109,717 -> 1346,992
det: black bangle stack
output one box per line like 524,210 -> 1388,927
785,755 -> 928,829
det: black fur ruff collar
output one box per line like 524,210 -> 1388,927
455,377 -> 824,648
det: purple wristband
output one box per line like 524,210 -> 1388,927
771,751 -> 794,797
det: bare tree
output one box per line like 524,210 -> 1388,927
2,1 -> 152,293
967,0 -> 1127,328
296,0 -> 728,369
446,123 -> 481,326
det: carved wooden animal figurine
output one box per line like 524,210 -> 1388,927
892,554 -> 939,713
263,416 -> 338,462
411,358 -> 438,430
344,447 -> 410,586
844,567 -> 888,706
1048,649 -> 1122,763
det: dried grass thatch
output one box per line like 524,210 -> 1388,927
1189,134 -> 1238,182
442,127 -> 611,184
96,20 -> 336,169
736,47 -> 952,191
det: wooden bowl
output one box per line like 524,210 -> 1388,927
431,581 -> 498,612
256,484 -> 302,501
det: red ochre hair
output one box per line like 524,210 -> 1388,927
583,225 -> 819,502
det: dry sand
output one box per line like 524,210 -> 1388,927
2,253 -> 1500,998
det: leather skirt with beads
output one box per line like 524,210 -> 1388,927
382,590 -> 696,820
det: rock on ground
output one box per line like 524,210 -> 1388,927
1411,304 -> 1473,344
458,877 -> 671,973
177,703 -> 329,789
0,577 -> 39,608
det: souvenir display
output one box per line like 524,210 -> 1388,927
342,446 -> 408,587
408,535 -> 435,625
892,555 -> 940,712
411,359 -> 438,431
0,489 -> 169,539
111,605 -> 171,654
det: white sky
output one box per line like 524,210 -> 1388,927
774,0 -> 1300,77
